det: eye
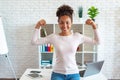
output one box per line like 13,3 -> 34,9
59,21 -> 64,25
66,22 -> 69,25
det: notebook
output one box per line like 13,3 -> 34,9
79,60 -> 104,77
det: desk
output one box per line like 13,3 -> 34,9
20,69 -> 107,80
20,69 -> 52,80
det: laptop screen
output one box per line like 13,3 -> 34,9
80,60 -> 104,77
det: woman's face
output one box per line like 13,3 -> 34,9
58,15 -> 72,33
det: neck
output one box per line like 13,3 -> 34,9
59,31 -> 72,36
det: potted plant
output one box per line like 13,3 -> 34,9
78,6 -> 83,23
87,6 -> 99,21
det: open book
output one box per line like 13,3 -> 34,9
26,70 -> 42,79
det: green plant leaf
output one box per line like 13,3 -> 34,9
87,6 -> 99,19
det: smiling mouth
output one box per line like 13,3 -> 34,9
63,29 -> 67,31
62,28 -> 67,30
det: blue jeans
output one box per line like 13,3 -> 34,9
51,72 -> 80,80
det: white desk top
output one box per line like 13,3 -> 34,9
20,69 -> 52,80
20,68 -> 107,80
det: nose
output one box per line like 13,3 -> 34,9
63,23 -> 67,27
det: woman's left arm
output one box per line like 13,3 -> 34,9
83,19 -> 100,45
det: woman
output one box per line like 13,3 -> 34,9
32,5 -> 99,80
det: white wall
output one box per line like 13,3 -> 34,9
0,0 -> 120,79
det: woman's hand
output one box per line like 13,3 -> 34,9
85,19 -> 96,29
35,19 -> 46,29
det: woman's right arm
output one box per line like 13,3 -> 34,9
31,19 -> 48,45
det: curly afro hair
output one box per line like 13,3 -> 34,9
56,5 -> 74,22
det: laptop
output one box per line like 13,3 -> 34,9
79,60 -> 104,77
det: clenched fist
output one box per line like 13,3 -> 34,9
35,19 -> 46,29
85,19 -> 96,29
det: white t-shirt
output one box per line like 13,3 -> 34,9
32,29 -> 99,74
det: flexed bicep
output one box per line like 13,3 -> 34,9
83,30 -> 100,45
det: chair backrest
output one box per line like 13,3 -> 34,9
0,17 -> 8,54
